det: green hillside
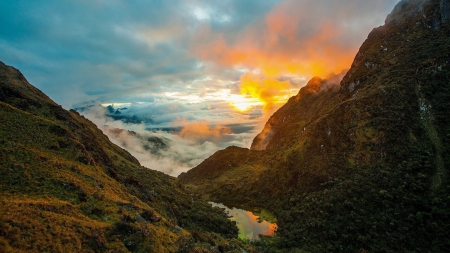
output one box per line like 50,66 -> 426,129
0,61 -> 257,252
180,0 -> 450,252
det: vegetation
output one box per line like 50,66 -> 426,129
0,61 -> 259,252
180,0 -> 450,252
2,0 -> 449,252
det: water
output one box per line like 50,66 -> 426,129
210,202 -> 277,241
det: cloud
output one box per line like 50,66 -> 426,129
177,119 -> 232,143
78,103 -> 260,176
1,1 -> 162,106
239,72 -> 294,113
0,0 -> 399,175
0,0 -> 397,109
191,0 -> 398,109
0,0 -> 283,108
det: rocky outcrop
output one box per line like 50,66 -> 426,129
295,76 -> 323,101
385,0 -> 427,25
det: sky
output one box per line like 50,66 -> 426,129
0,0 -> 399,176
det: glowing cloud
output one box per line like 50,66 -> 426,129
239,72 -> 292,113
191,0 -> 389,112
177,119 -> 232,143
217,88 -> 263,112
227,94 -> 259,112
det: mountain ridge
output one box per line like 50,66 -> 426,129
0,61 -> 258,252
180,0 -> 450,251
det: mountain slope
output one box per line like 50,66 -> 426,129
0,61 -> 256,252
180,0 -> 450,252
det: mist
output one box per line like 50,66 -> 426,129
79,104 -> 260,176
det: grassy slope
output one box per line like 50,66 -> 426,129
0,61 -> 258,252
180,0 -> 450,252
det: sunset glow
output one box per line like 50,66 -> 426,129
2,0 -> 440,251
228,95 -> 256,112
177,119 -> 231,142
239,72 -> 293,112
190,1 -> 369,111
1,0 -> 399,176
218,89 -> 262,112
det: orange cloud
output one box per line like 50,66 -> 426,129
177,119 -> 231,143
239,72 -> 292,113
191,0 -> 361,110
193,21 -> 353,77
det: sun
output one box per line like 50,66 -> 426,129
232,101 -> 253,112
218,89 -> 263,112
228,94 -> 262,112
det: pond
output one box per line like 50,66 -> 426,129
210,202 -> 277,241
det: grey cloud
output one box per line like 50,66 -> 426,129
191,0 -> 399,80
1,0 -> 398,109
0,0 -> 281,108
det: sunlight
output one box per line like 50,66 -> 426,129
218,88 -> 263,112
232,101 -> 252,112
238,72 -> 293,113
228,94 -> 260,112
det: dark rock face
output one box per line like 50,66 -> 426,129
385,0 -> 426,25
442,0 -> 450,23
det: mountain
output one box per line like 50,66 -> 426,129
179,0 -> 450,252
0,61 -> 258,252
74,104 -> 154,125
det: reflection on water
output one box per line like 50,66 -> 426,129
210,202 -> 277,241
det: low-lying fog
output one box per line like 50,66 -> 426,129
79,101 -> 266,176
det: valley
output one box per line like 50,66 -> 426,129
0,61 -> 255,252
1,0 -> 450,252
180,0 -> 450,251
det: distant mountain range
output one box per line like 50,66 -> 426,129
180,0 -> 450,252
74,104 -> 155,125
